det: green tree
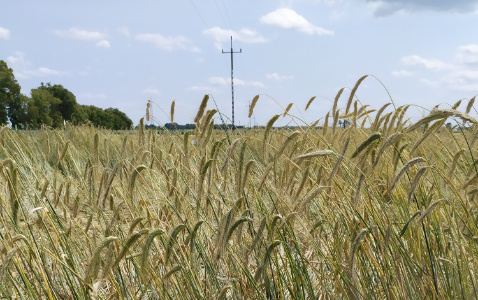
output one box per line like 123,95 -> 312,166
0,60 -> 21,125
39,83 -> 78,122
30,88 -> 62,128
105,108 -> 133,130
77,105 -> 132,130
8,94 -> 32,129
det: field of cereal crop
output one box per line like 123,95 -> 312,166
1,77 -> 478,299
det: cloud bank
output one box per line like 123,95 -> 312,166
366,0 -> 478,16
136,33 -> 199,52
54,27 -> 110,48
260,8 -> 334,36
203,27 -> 267,50
399,44 -> 478,92
0,27 -> 10,40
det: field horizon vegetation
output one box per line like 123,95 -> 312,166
1,74 -> 478,299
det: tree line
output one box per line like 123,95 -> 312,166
0,60 -> 132,130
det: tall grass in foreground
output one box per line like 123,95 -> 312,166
1,82 -> 478,299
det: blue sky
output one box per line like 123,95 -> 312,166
1,0 -> 478,126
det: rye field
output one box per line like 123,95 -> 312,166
1,79 -> 478,299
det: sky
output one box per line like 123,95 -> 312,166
1,0 -> 478,127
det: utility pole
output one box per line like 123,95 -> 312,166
222,36 -> 241,127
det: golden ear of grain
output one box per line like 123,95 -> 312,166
410,119 -> 446,154
310,119 -> 320,128
186,220 -> 205,254
346,75 -> 368,115
276,131 -> 300,159
221,138 -> 241,172
254,241 -> 282,282
112,229 -> 148,270
84,236 -> 118,284
194,94 -> 209,123
249,95 -> 259,118
417,199 -> 445,223
305,96 -> 316,111
263,114 -> 280,160
226,217 -> 252,244
283,103 -> 293,117
328,136 -> 350,181
389,157 -> 426,193
353,174 -> 365,205
322,112 -> 330,136
130,165 -> 147,195
371,103 -> 391,131
396,104 -> 411,129
170,100 -> 175,123
129,217 -> 145,234
165,224 -> 186,264
452,99 -> 462,110
333,88 -> 345,116
466,96 -> 476,114
141,229 -> 165,276
241,160 -> 255,193
373,132 -> 403,168
351,132 -> 381,158
408,167 -> 429,204
332,110 -> 340,133
294,150 -> 335,161
405,109 -> 477,132
146,101 -> 150,122
163,265 -> 182,280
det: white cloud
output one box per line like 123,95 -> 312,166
366,0 -> 478,17
260,8 -> 334,36
266,73 -> 294,80
418,71 -> 478,92
135,33 -> 199,52
16,67 -> 68,79
445,70 -> 478,91
456,44 -> 478,64
54,27 -> 110,48
399,46 -> 478,92
392,70 -> 413,77
7,51 -> 26,65
209,76 -> 265,88
401,55 -> 452,70
209,77 -> 229,85
7,51 -> 71,80
203,27 -> 267,50
95,40 -> 111,48
189,85 -> 218,93
0,27 -> 10,40
54,27 -> 105,41
142,88 -> 161,95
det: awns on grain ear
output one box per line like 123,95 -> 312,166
194,94 -> 209,124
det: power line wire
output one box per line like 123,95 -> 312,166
220,0 -> 233,29
188,0 -> 208,26
213,0 -> 228,28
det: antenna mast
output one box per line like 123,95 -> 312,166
222,36 -> 241,127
